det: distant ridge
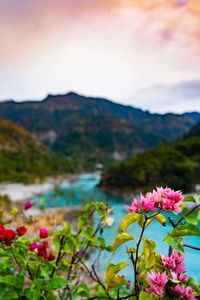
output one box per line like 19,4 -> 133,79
0,92 -> 198,167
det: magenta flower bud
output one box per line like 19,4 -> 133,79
24,201 -> 32,210
39,228 -> 48,238
29,242 -> 40,252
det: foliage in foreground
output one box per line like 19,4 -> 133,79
0,187 -> 199,299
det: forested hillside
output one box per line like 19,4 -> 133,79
100,122 -> 200,193
0,118 -> 72,183
0,92 -> 197,167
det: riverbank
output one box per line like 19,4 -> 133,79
0,176 -> 75,202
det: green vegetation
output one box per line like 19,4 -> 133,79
0,192 -> 200,299
52,115 -> 164,168
100,137 -> 200,193
0,92 -> 197,168
0,118 -> 73,183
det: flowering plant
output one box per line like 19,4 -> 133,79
105,187 -> 200,300
0,188 -> 199,299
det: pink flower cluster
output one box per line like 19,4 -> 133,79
29,240 -> 55,261
169,285 -> 196,300
161,250 -> 186,280
124,187 -> 183,214
161,251 -> 196,300
146,271 -> 167,297
29,228 -> 55,261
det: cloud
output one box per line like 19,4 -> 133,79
0,0 -> 200,113
131,80 -> 200,113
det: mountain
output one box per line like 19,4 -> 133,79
99,121 -> 200,194
183,112 -> 200,122
0,118 -> 72,183
183,120 -> 200,140
0,92 -> 197,167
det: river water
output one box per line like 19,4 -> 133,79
32,173 -> 200,282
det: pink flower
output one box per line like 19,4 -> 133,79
39,228 -> 48,239
162,251 -> 185,274
169,284 -> 186,297
162,188 -> 183,203
171,250 -> 184,265
24,201 -> 32,210
184,286 -> 196,300
151,189 -> 163,207
146,271 -> 167,298
126,280 -> 131,289
124,199 -> 140,213
141,194 -> 156,213
157,187 -> 183,213
169,285 -> 195,300
161,254 -> 176,270
178,273 -> 187,282
29,242 -> 40,252
170,271 -> 187,283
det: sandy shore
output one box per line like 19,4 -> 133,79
0,178 -> 70,202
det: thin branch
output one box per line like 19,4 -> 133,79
168,217 -> 175,228
10,247 -> 30,279
50,235 -> 66,278
118,294 -> 137,300
175,204 -> 200,227
81,261 -> 113,300
183,243 -> 200,251
26,263 -> 34,280
61,254 -> 76,300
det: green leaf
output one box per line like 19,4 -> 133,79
81,226 -> 94,241
70,233 -> 80,250
153,213 -> 166,226
143,237 -> 156,267
2,289 -> 18,299
63,238 -> 74,255
197,210 -> 200,221
169,278 -> 181,284
24,289 -> 41,300
113,233 -> 135,254
95,202 -> 106,219
184,214 -> 198,225
183,195 -> 196,203
138,270 -> 148,286
168,224 -> 200,237
121,213 -> 138,232
0,248 -> 9,256
63,222 -> 71,235
125,247 -> 136,254
105,262 -> 129,286
78,216 -> 88,229
0,274 -> 24,289
163,236 -> 184,254
76,284 -> 90,297
187,277 -> 200,292
138,214 -> 144,228
46,275 -> 70,290
106,275 -> 129,292
139,291 -> 150,300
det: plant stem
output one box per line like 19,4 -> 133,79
134,216 -> 147,299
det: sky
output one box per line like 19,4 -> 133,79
1,0 -> 200,113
